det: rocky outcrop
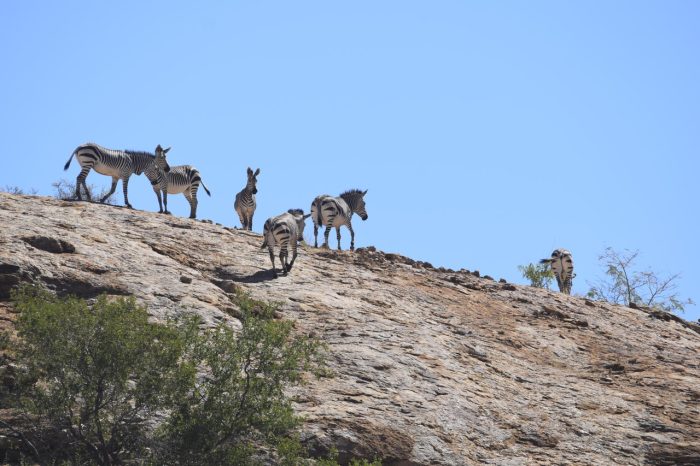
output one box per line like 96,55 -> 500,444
1,193 -> 699,465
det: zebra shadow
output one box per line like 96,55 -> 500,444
226,269 -> 278,283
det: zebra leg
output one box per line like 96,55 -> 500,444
187,190 -> 197,219
268,246 -> 278,278
152,188 -> 164,213
162,190 -> 172,215
556,276 -> 563,293
248,211 -> 254,231
122,177 -> 133,209
76,168 -> 91,201
287,242 -> 298,272
101,177 -> 118,203
236,209 -> 246,229
336,226 -> 342,250
347,221 -> 356,251
75,172 -> 85,201
323,225 -> 332,249
280,247 -> 288,275
313,224 -> 319,248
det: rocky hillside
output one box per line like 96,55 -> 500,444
1,193 -> 699,465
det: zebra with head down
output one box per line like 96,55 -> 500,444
63,143 -> 170,208
310,189 -> 368,251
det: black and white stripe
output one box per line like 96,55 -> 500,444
234,167 -> 260,230
146,148 -> 211,219
260,208 -> 311,278
310,189 -> 368,251
540,248 -> 575,294
64,143 -> 170,208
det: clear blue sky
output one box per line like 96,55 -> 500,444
1,1 -> 698,320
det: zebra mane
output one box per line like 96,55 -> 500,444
287,208 -> 305,216
124,150 -> 155,158
340,189 -> 365,198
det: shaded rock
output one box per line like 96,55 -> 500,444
22,235 -> 75,253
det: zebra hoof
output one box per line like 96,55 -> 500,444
126,204 -> 133,209
165,211 -> 172,215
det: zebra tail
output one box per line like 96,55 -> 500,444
64,150 -> 76,171
260,238 -> 268,249
200,179 -> 211,196
539,258 -> 552,265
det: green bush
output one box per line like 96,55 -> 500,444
518,262 -> 555,289
5,285 -> 326,465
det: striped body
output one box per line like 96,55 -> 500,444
310,189 -> 368,251
261,209 -> 310,278
64,143 -> 170,208
540,248 -> 575,294
234,167 -> 260,230
148,164 -> 210,219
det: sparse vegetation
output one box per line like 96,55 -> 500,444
52,178 -> 117,205
518,262 -> 555,289
1,185 -> 38,195
587,247 -> 694,313
2,285 -> 327,465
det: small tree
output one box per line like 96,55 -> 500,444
587,247 -> 694,313
159,294 -> 326,465
10,285 -> 191,464
52,178 -> 116,205
518,262 -> 555,289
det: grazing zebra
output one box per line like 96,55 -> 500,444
261,209 -> 311,278
310,189 -> 368,251
234,167 -> 260,230
540,248 -> 575,294
64,143 -> 170,208
146,147 -> 211,219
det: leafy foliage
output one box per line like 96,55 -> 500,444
11,285 -> 191,464
518,262 -> 555,289
159,293 -> 326,465
587,247 -> 694,313
6,285 -> 326,465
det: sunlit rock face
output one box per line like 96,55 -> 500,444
1,192 -> 699,465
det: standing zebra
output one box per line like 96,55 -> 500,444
310,189 -> 368,251
261,208 -> 311,278
146,146 -> 211,219
64,143 -> 170,208
540,248 -> 575,295
234,167 -> 260,230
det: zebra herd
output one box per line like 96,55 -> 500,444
64,142 -> 573,288
64,142 -> 370,278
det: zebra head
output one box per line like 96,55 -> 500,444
246,167 -> 260,194
287,208 -> 312,241
341,189 -> 369,221
154,145 -> 171,173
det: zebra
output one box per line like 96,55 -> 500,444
234,167 -> 260,230
540,248 -> 575,295
310,189 -> 368,251
146,147 -> 211,219
64,143 -> 170,208
260,209 -> 311,278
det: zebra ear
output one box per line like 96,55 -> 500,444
247,167 -> 253,176
254,168 -> 260,176
164,147 -> 171,154
363,189 -> 368,196
303,213 -> 311,219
